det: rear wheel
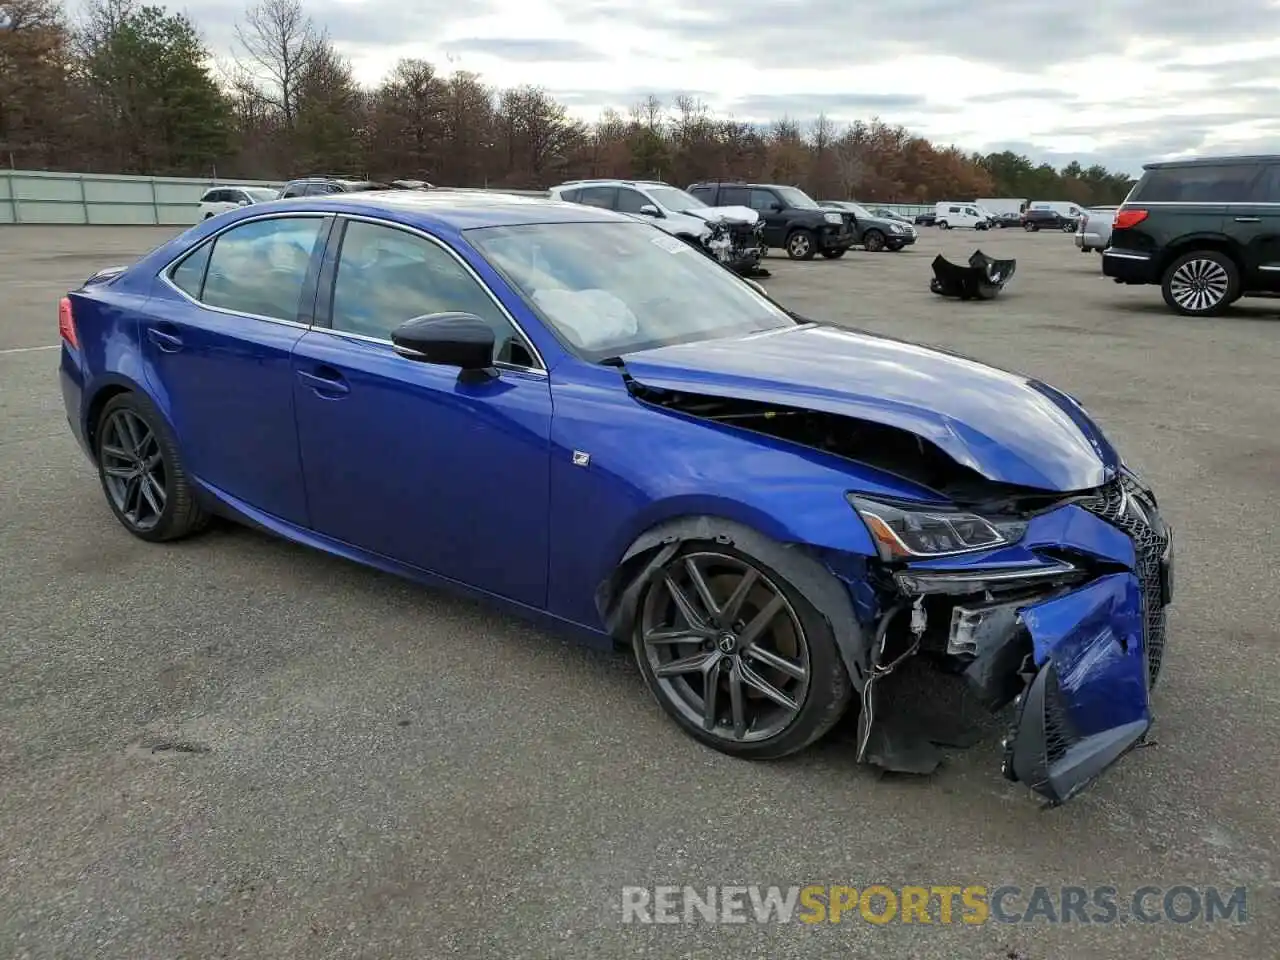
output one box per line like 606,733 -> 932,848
633,545 -> 851,759
1161,250 -> 1239,316
938,221 -> 950,230
95,392 -> 209,542
785,229 -> 816,260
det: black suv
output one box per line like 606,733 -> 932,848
1021,209 -> 1077,232
687,181 -> 855,260
1104,155 -> 1280,316
279,176 -> 392,198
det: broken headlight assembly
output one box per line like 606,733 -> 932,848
847,494 -> 1028,561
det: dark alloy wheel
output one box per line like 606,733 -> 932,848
633,546 -> 851,758
95,393 -> 208,542
863,229 -> 886,252
785,229 -> 816,260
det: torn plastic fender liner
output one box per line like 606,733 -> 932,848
1005,572 -> 1151,805
594,515 -> 871,688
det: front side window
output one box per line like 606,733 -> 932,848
200,216 -> 326,321
749,189 -> 778,212
773,186 -> 820,210
468,221 -> 797,362
329,220 -> 534,366
687,186 -> 714,202
615,188 -> 651,214
1131,163 -> 1262,203
645,186 -> 707,212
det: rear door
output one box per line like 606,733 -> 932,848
575,185 -> 617,210
142,213 -> 330,525
1231,161 -> 1280,291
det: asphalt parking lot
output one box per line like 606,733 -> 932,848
2,223 -> 1278,959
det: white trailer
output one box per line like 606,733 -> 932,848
975,198 -> 1028,217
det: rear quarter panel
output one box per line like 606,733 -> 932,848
65,286 -> 153,453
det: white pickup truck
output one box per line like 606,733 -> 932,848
1075,206 -> 1118,253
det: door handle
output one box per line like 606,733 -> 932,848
1234,217 -> 1261,223
296,368 -> 350,397
146,326 -> 183,352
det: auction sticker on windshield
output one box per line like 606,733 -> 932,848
651,234 -> 689,254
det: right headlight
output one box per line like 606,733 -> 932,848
847,495 -> 1028,561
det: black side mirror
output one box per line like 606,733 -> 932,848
769,202 -> 784,212
391,312 -> 496,381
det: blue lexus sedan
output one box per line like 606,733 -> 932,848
57,191 -> 1173,805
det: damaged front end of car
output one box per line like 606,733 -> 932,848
693,212 -> 769,277
612,373 -> 1174,806
848,473 -> 1172,805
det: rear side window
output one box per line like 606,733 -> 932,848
576,186 -> 616,208
169,242 -> 213,297
200,216 -> 326,321
200,189 -> 220,203
280,183 -> 306,198
558,188 -> 581,202
1131,163 -> 1262,202
719,187 -> 749,206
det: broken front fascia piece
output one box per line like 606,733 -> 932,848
857,560 -> 1087,774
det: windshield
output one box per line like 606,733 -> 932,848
647,186 -> 707,211
245,188 -> 278,202
775,186 -> 820,210
467,221 -> 796,361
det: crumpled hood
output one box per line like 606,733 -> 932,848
622,324 -> 1120,492
685,205 -> 760,226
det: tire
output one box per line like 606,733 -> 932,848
631,542 -> 852,760
820,248 -> 846,259
94,391 -> 209,542
1062,222 -> 1075,233
203,213 -> 213,219
1160,250 -> 1239,317
785,229 -> 816,260
863,229 -> 886,251
938,221 -> 950,230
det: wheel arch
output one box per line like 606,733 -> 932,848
594,513 -> 871,689
1157,234 -> 1244,278
83,374 -> 157,463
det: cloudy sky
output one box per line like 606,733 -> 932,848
191,0 -> 1280,176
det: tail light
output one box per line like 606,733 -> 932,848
1113,208 -> 1148,230
58,296 -> 79,348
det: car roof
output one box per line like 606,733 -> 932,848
1143,154 -> 1280,170
267,189 -> 631,229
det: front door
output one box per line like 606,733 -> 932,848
141,213 -> 329,525
291,217 -> 553,607
1233,161 -> 1280,292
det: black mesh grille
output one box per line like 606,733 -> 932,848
1075,472 -> 1170,684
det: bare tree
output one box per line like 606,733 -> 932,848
233,0 -> 322,129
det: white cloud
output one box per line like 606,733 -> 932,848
191,0 -> 1280,175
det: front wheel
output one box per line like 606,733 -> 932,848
820,248 -> 846,259
632,545 -> 852,759
1161,250 -> 1239,316
785,229 -> 817,260
863,229 -> 886,251
95,392 -> 209,542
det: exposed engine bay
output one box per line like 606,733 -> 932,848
687,208 -> 770,278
